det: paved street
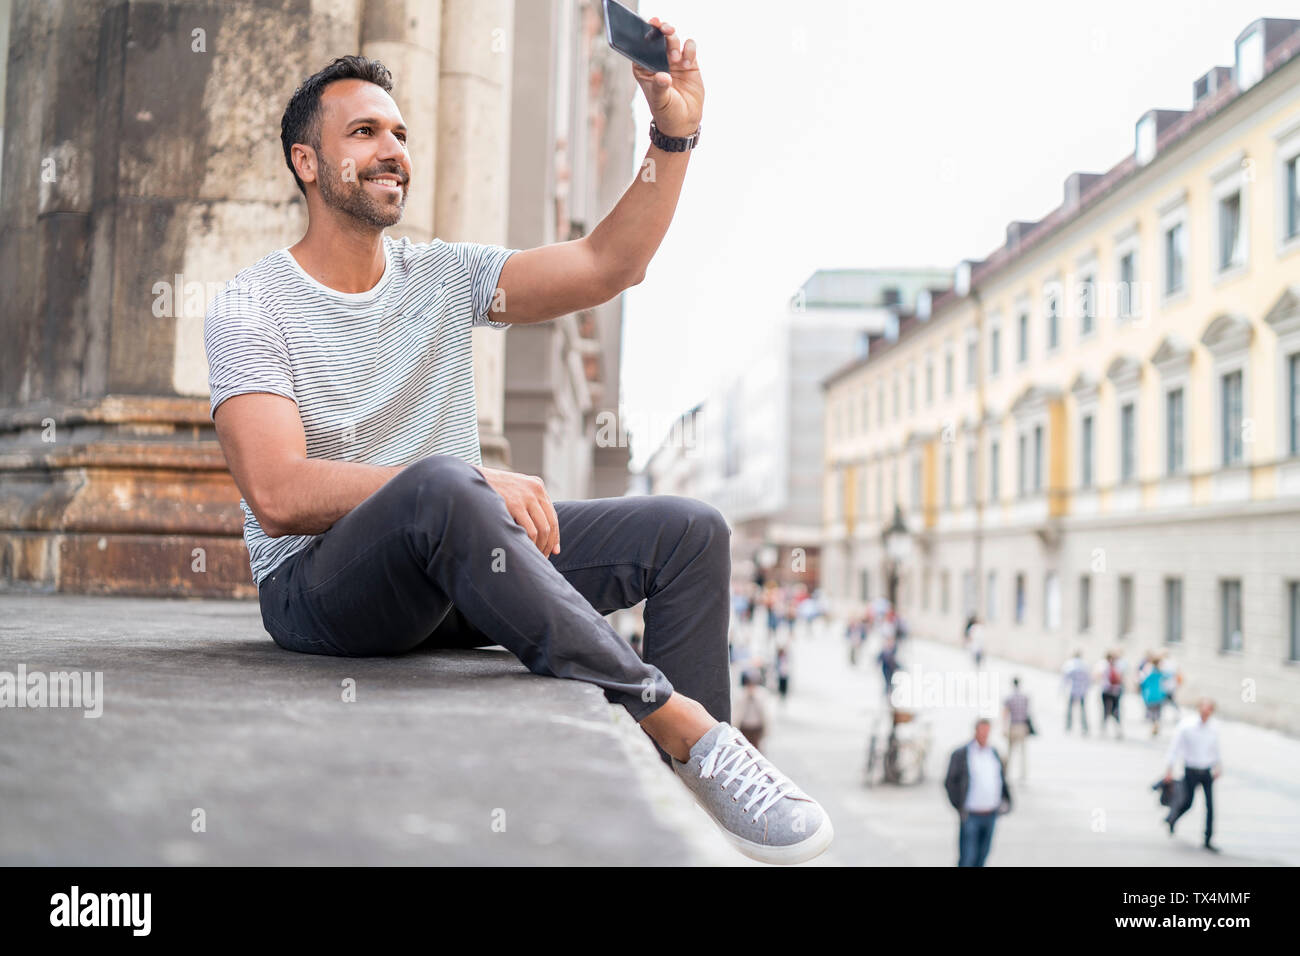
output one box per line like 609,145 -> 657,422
742,617 -> 1300,867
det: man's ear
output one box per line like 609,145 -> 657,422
292,143 -> 318,186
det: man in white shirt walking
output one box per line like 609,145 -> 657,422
1164,698 -> 1222,852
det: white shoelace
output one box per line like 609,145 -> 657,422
698,727 -> 798,822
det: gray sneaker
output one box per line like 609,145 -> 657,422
671,721 -> 833,865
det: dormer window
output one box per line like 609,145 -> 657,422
1136,114 -> 1158,167
1236,26 -> 1265,91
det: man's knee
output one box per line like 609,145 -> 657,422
394,454 -> 483,508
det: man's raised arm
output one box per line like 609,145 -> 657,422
488,16 -> 702,326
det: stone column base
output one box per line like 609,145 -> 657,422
0,396 -> 253,598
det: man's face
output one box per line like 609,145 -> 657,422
974,722 -> 990,746
1199,700 -> 1215,721
309,79 -> 410,228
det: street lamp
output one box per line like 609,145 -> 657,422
881,505 -> 911,609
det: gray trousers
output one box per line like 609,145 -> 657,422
257,454 -> 733,761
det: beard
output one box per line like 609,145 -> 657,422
316,151 -> 406,228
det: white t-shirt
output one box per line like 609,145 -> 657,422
204,233 -> 518,587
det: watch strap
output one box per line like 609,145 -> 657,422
649,121 -> 701,152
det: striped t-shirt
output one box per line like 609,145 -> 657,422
204,233 -> 519,587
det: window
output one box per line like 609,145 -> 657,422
989,440 -> 1000,502
1218,190 -> 1243,271
965,446 -> 976,505
940,570 -> 950,614
875,462 -> 883,516
1081,414 -> 1094,488
1288,155 -> 1299,242
1165,578 -> 1183,644
892,378 -> 900,420
944,351 -> 954,397
1017,312 -> 1029,362
922,568 -> 931,610
1291,352 -> 1300,456
877,384 -> 884,426
1220,579 -> 1243,651
1166,388 -> 1185,474
1120,402 -> 1136,482
943,450 -> 953,509
1033,424 -> 1044,493
1079,274 -> 1096,336
925,359 -> 934,405
1044,572 -> 1061,630
966,336 -> 978,387
1236,26 -> 1264,91
1079,575 -> 1092,632
860,389 -> 869,430
1118,251 -> 1136,320
908,369 -> 916,412
911,455 -> 922,511
986,571 -> 998,622
1221,370 -> 1243,465
1017,432 -> 1028,496
1045,286 -> 1060,351
1164,221 -> 1186,295
962,570 -> 976,617
1118,576 -> 1134,639
1289,581 -> 1300,662
1014,574 -> 1026,624
989,324 -> 1001,377
859,569 -> 870,602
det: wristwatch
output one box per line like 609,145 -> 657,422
649,121 -> 701,152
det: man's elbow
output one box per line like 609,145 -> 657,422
249,488 -> 293,538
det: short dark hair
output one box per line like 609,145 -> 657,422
281,55 -> 395,198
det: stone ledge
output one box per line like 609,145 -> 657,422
0,594 -> 734,865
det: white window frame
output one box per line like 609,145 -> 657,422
965,327 -> 979,390
1209,149 -> 1250,283
1157,190 -> 1190,307
1273,114 -> 1300,259
1113,222 -> 1142,325
1075,251 -> 1099,339
1015,293 -> 1031,365
1202,314 -> 1254,501
1151,336 -> 1193,487
1043,274 -> 1063,355
1108,356 -> 1142,500
1071,373 -> 1100,492
988,312 -> 1002,379
1265,288 -> 1300,469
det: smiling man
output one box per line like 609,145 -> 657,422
203,21 -> 831,866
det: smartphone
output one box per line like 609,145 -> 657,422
604,0 -> 671,75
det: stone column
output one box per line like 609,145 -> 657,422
436,0 -> 515,468
0,0 -> 362,597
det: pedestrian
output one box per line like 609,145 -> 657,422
1002,677 -> 1031,781
877,635 -> 900,701
1160,653 -> 1183,719
735,668 -> 771,753
1164,698 -> 1222,853
1061,649 -> 1091,735
967,616 -> 986,669
846,612 -> 867,666
775,643 -> 791,703
1139,653 -> 1168,736
944,718 -> 1013,867
1097,651 -> 1126,739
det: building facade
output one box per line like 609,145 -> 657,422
823,17 -> 1300,733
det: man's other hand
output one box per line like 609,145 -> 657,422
475,465 -> 560,556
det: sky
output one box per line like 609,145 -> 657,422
619,0 -> 1294,469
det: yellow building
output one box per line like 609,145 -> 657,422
822,17 -> 1300,733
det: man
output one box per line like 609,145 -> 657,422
1001,677 -> 1031,781
1061,649 -> 1090,735
944,718 -> 1013,867
203,27 -> 832,866
1164,698 -> 1222,852
1096,651 -> 1126,739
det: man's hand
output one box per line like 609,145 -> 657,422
634,17 -> 703,137
1163,772 -> 1174,784
475,465 -> 560,556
